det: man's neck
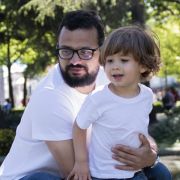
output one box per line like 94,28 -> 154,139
75,82 -> 96,94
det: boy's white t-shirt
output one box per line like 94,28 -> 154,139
76,84 -> 153,179
0,64 -> 88,180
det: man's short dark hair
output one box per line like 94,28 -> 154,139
58,10 -> 105,46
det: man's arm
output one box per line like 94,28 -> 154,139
46,140 -> 75,178
111,134 -> 157,170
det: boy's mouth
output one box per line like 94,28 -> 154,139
112,74 -> 124,78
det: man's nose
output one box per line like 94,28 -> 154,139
70,52 -> 82,65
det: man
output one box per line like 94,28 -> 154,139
0,10 -> 171,180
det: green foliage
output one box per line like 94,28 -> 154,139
1,0 -> 179,103
83,0 -> 146,33
21,0 -> 147,34
145,0 -> 180,24
0,0 -> 60,77
145,0 -> 180,80
0,129 -> 15,156
148,17 -> 180,80
2,0 -> 179,76
153,100 -> 163,107
21,0 -> 87,23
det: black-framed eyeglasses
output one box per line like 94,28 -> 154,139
56,47 -> 99,60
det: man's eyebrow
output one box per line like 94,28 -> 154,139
58,45 -> 72,49
58,45 -> 93,49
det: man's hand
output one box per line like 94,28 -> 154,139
111,134 -> 157,171
68,161 -> 91,180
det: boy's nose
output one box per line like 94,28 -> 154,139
112,62 -> 121,70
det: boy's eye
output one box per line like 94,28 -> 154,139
106,59 -> 113,63
121,58 -> 129,62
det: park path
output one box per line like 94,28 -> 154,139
160,155 -> 180,179
156,112 -> 180,179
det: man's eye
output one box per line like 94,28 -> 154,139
79,49 -> 92,55
61,49 -> 72,55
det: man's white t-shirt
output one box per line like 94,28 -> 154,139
76,84 -> 153,179
0,64 -> 89,180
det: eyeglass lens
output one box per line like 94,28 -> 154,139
58,48 -> 96,60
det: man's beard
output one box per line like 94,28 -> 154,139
60,64 -> 99,87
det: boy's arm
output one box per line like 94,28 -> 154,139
68,121 -> 91,180
111,134 -> 157,170
73,121 -> 88,163
45,120 -> 91,179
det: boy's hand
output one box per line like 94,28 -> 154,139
68,161 -> 91,180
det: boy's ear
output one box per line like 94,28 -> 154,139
140,65 -> 147,73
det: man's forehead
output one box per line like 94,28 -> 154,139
59,26 -> 97,34
58,27 -> 98,47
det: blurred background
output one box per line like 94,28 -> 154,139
0,0 -> 180,179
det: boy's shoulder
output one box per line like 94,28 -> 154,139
87,85 -> 108,101
139,83 -> 154,97
92,84 -> 107,94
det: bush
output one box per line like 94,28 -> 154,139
0,109 -> 23,156
149,103 -> 164,124
0,109 -> 24,130
0,129 -> 15,156
149,107 -> 180,146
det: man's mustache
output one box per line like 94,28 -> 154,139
67,64 -> 87,70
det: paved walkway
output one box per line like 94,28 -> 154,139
158,134 -> 180,179
160,155 -> 180,177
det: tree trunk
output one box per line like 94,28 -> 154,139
22,74 -> 27,106
131,0 -> 145,26
7,35 -> 14,108
131,0 -> 151,88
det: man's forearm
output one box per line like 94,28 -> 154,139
46,140 -> 75,178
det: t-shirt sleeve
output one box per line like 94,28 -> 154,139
30,89 -> 74,141
141,84 -> 154,114
148,88 -> 154,113
76,97 -> 99,129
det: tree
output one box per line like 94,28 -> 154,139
149,17 -> 180,84
21,0 -> 87,23
0,0 -> 63,107
1,0 -> 179,106
0,0 -> 31,107
145,0 -> 180,23
146,0 -> 180,84
21,0 -> 147,32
